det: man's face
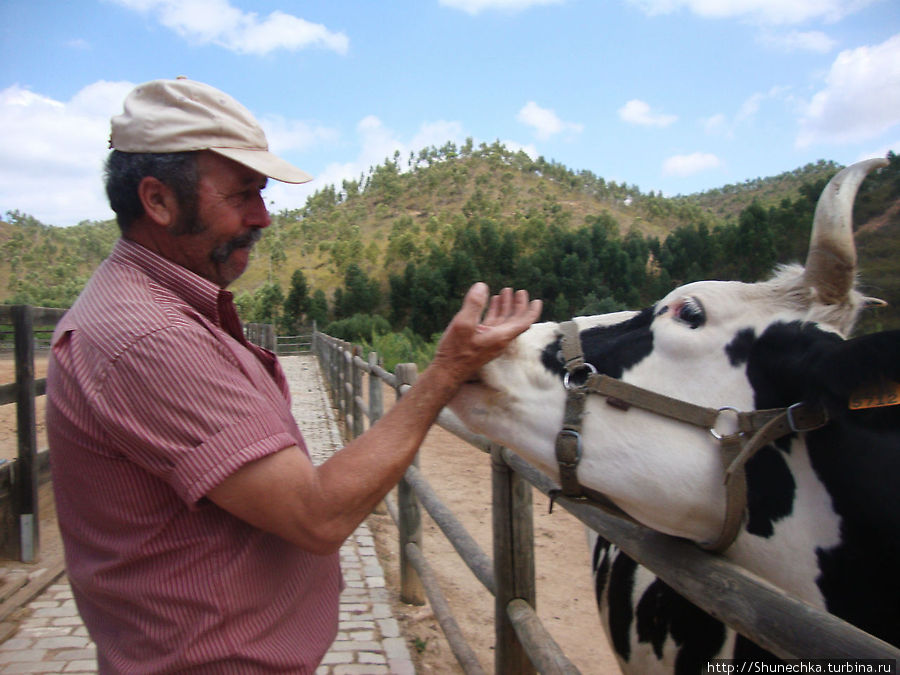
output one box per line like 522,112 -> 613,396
170,151 -> 271,288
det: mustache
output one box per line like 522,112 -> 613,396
210,228 -> 263,263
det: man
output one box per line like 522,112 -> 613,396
46,78 -> 542,673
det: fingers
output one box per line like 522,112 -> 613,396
457,282 -> 490,328
480,288 -> 541,325
476,287 -> 542,338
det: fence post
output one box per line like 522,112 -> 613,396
341,344 -> 352,421
491,444 -> 536,675
12,305 -> 39,563
368,351 -> 388,516
351,346 -> 364,438
367,352 -> 383,424
330,340 -> 339,401
396,363 -> 425,606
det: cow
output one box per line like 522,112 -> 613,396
448,158 -> 899,673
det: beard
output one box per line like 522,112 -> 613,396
210,227 -> 263,263
170,206 -> 263,265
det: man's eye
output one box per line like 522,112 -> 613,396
674,297 -> 706,329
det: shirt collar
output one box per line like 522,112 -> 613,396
110,238 -> 233,327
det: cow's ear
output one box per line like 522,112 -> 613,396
813,330 -> 900,402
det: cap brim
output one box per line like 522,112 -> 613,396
210,147 -> 313,184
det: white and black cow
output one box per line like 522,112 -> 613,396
449,159 -> 899,673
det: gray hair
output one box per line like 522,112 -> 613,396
104,150 -> 199,232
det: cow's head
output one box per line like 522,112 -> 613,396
449,159 -> 887,548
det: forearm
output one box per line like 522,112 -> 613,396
308,361 -> 462,545
208,284 -> 541,555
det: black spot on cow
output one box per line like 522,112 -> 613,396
732,633 -> 781,666
746,324 -> 900,648
541,308 -> 655,380
745,321 -> 843,410
725,328 -> 756,367
593,537 -> 612,600
608,552 -> 638,661
744,446 -> 795,538
805,331 -> 900,648
635,579 -> 726,674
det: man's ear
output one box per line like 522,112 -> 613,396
137,176 -> 179,227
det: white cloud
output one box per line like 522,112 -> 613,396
702,113 -> 730,137
0,81 -> 134,226
517,101 -> 583,140
259,115 -> 339,156
264,116 -> 469,213
111,0 -> 348,55
855,141 -> 900,165
618,99 -> 677,128
500,139 -> 539,160
0,80 -> 343,226
663,152 -> 722,177
626,0 -> 876,25
797,34 -> 900,148
702,86 -> 789,138
757,30 -> 836,53
440,0 -> 563,15
66,38 -> 92,50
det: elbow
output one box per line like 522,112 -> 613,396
284,517 -> 349,556
299,533 -> 344,557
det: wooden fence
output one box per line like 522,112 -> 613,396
0,305 -> 66,563
312,329 -> 900,673
244,323 -> 314,355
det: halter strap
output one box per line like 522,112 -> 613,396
552,320 -> 828,553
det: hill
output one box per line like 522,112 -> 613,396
676,160 -> 842,220
0,143 -> 897,334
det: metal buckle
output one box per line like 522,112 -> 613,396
563,363 -> 597,390
556,429 -> 582,464
710,406 -> 741,440
786,402 -> 804,432
786,402 -> 825,432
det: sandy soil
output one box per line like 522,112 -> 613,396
368,381 -> 621,674
0,356 -> 48,462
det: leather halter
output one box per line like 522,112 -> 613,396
552,320 -> 829,553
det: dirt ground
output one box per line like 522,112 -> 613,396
1,356 -> 620,673
0,355 -> 48,463
368,381 -> 621,674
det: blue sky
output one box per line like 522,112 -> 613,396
1,0 -> 899,227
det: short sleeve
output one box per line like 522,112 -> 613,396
89,322 -> 298,505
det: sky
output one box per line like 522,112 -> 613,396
1,0 -> 899,227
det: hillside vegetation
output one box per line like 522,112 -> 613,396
1,143 -> 897,340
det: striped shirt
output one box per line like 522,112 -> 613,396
46,238 -> 342,673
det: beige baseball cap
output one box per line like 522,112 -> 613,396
109,78 -> 313,184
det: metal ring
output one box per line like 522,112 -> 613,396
710,406 -> 741,440
563,363 -> 598,390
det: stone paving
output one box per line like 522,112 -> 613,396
0,354 -> 414,674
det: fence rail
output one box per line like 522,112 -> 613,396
312,329 -> 900,674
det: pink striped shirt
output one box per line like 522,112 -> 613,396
47,238 -> 342,673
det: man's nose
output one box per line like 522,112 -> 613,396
248,192 -> 271,228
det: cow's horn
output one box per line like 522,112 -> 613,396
804,157 -> 888,304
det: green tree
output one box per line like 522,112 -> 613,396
251,282 -> 284,327
336,264 -> 381,318
282,269 -> 310,334
308,289 -> 329,326
734,202 -> 776,281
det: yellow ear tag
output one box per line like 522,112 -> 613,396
849,381 -> 900,410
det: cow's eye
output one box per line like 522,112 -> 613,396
675,297 -> 705,329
